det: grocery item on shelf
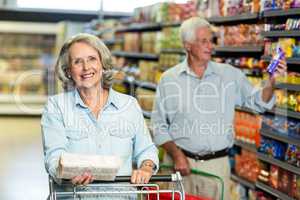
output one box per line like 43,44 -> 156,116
123,33 -> 141,52
264,38 -> 298,58
276,72 -> 300,84
278,167 -> 294,195
158,53 -> 185,69
135,88 -> 156,112
141,32 -> 161,54
138,60 -> 159,83
215,57 -> 265,69
274,89 -> 300,113
269,164 -> 279,189
218,24 -> 264,46
256,191 -> 273,200
265,18 -> 300,31
218,0 -> 260,17
234,110 -> 262,146
261,0 -> 300,11
262,112 -> 300,137
132,1 -> 197,23
259,137 -> 287,160
160,27 -> 183,50
285,144 -> 300,167
258,162 -> 269,184
234,149 -> 260,182
0,33 -> 56,95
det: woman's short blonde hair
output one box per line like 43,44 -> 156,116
55,33 -> 113,90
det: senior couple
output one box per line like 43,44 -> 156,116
42,17 -> 287,200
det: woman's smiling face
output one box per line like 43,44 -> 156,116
68,42 -> 103,90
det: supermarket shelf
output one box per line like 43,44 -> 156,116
257,152 -> 300,175
134,80 -> 157,91
214,46 -> 263,53
263,8 -> 300,18
0,94 -> 47,104
143,110 -> 151,119
235,106 -> 259,115
112,51 -> 159,60
230,174 -> 256,190
0,21 -> 58,34
103,39 -> 123,45
261,55 -> 300,65
234,140 -> 257,153
208,13 -> 259,25
260,127 -> 300,147
116,23 -> 162,33
0,7 -> 129,22
266,107 -> 300,120
0,54 -> 41,59
256,181 -> 294,200
275,83 -> 300,92
162,22 -> 181,27
0,107 -> 42,116
160,48 -> 185,54
261,30 -> 300,37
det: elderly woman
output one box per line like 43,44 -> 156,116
41,33 -> 159,199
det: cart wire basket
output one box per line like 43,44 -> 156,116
48,172 -> 186,200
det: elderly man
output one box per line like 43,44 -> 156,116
151,17 -> 287,200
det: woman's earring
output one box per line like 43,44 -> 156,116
67,75 -> 72,79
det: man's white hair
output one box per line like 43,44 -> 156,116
180,17 -> 211,43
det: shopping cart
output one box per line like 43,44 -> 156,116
48,172 -> 186,200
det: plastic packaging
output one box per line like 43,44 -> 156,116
266,46 -> 285,75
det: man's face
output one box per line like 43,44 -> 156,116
186,27 -> 213,63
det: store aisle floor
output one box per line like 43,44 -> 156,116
0,117 -> 49,200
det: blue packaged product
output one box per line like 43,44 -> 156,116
266,47 -> 284,75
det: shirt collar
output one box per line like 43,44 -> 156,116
177,59 -> 217,78
74,88 -> 120,110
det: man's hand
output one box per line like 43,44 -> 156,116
71,172 -> 94,185
262,58 -> 287,103
162,141 -> 191,176
268,58 -> 287,85
173,150 -> 191,176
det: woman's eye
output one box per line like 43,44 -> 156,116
73,59 -> 81,65
89,56 -> 97,61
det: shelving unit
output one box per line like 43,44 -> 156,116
116,23 -> 162,33
230,174 -> 256,190
208,13 -> 259,25
266,107 -> 300,120
261,30 -> 300,37
160,48 -> 185,54
214,46 -> 264,53
260,127 -> 300,147
263,8 -> 300,18
257,152 -> 300,175
275,83 -> 300,92
256,182 -> 294,200
261,55 -> 300,65
111,51 -> 159,60
234,140 -> 257,153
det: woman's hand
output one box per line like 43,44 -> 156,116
131,161 -> 154,184
71,172 -> 94,185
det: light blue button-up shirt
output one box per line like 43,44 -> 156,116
151,60 -> 275,154
41,88 -> 158,182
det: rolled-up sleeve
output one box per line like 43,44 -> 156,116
237,70 -> 276,112
41,97 -> 67,180
151,78 -> 173,146
132,100 -> 159,174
